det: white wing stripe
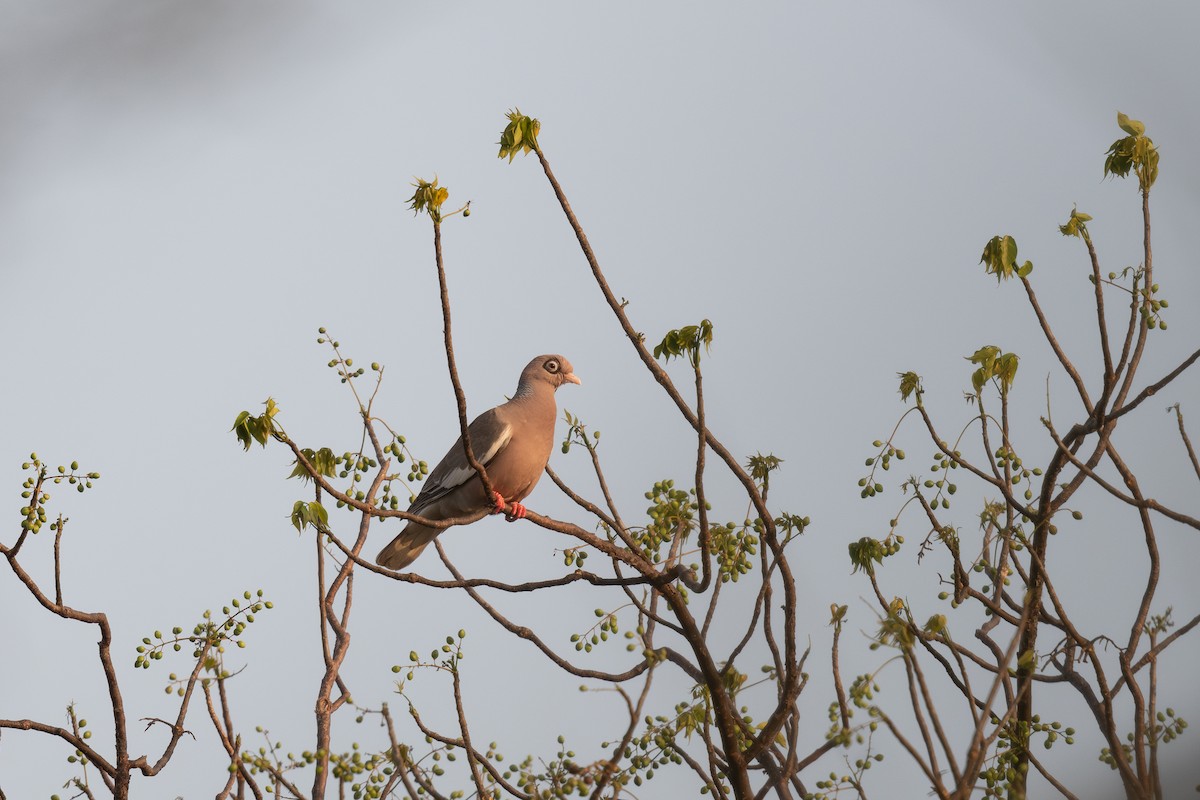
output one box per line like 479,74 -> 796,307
438,423 -> 512,492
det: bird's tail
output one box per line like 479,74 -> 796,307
376,524 -> 440,570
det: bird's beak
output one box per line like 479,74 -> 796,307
563,372 -> 582,386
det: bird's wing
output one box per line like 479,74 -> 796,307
409,408 -> 513,515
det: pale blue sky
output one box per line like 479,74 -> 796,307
3,3 -> 1199,797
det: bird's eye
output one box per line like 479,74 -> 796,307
544,359 -> 560,374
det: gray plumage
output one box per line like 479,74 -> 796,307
376,354 -> 581,570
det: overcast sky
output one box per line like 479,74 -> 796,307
2,3 -> 1199,798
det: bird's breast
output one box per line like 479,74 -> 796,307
489,401 -> 556,501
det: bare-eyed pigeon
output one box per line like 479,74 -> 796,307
375,354 -> 581,570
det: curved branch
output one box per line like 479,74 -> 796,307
1020,275 -> 1093,413
0,718 -> 116,776
434,541 -> 662,683
284,437 -> 487,528
1083,234 -> 1115,383
1043,421 -> 1199,530
430,218 -> 499,507
543,464 -> 620,532
1105,346 -> 1200,427
131,643 -> 210,776
1,549 -> 131,789
1173,404 -> 1200,482
319,516 -> 679,591
532,149 -> 771,528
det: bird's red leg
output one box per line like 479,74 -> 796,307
490,491 -> 526,521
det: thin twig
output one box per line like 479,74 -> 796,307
1171,404 -> 1200,482
431,217 -> 499,508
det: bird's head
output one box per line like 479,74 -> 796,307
518,354 -> 581,394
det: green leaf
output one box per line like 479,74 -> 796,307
654,319 -> 715,367
249,417 -> 270,446
497,109 -> 542,163
996,352 -> 1020,393
232,411 -> 253,450
877,606 -> 914,650
316,448 -> 336,476
408,177 -> 449,221
1058,206 -> 1092,239
1017,260 -> 1033,278
848,537 -> 884,575
1104,137 -> 1135,179
967,346 -> 998,394
1135,135 -> 1160,189
1117,111 -> 1145,137
966,346 -> 1019,395
967,345 -> 1000,371
1105,114 -> 1158,191
746,452 -> 783,491
1001,235 -> 1017,267
290,447 -> 338,481
979,235 -> 1026,282
231,405 -> 275,450
897,371 -> 921,403
290,500 -> 308,533
290,500 -> 329,533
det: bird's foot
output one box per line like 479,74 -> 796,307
489,491 -> 527,521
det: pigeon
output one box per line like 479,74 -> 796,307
376,354 -> 581,570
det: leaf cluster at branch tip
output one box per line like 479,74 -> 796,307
497,108 -> 541,162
